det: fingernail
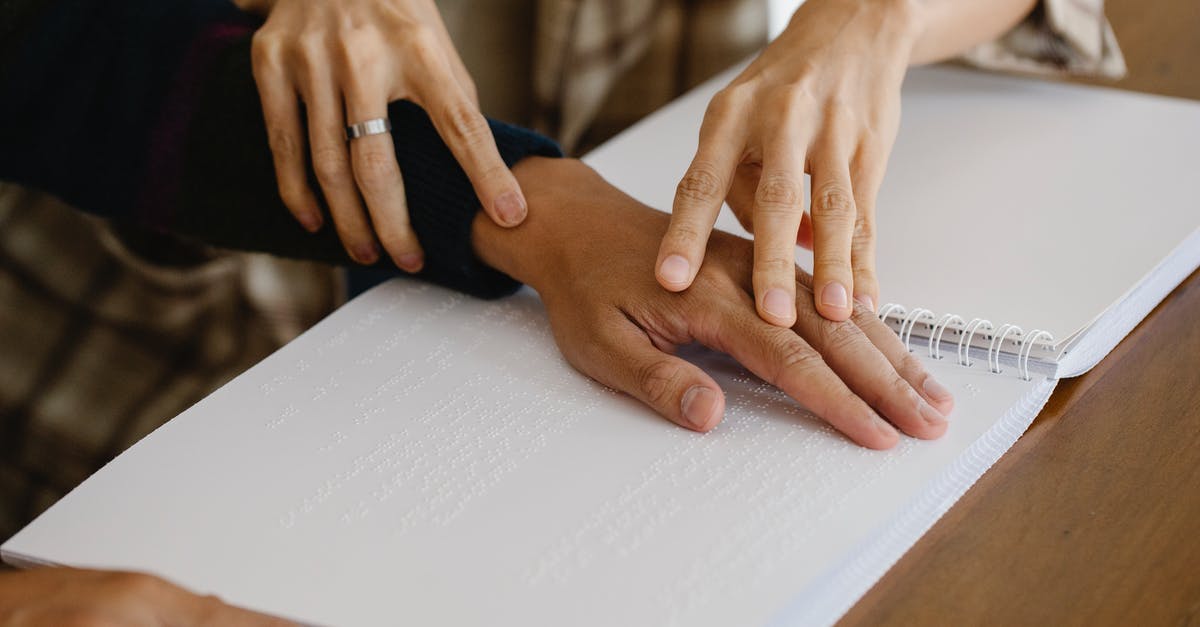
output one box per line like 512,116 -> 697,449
762,288 -> 792,321
659,255 -> 691,286
855,294 -> 875,313
920,401 -> 947,427
494,191 -> 527,226
681,386 -> 718,430
355,243 -> 379,265
923,376 -> 953,402
396,253 -> 423,273
821,282 -> 849,309
300,212 -> 323,233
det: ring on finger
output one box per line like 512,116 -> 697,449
345,117 -> 392,141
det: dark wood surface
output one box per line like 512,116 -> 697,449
840,2 -> 1200,625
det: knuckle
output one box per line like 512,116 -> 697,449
772,337 -> 825,384
852,213 -> 876,245
312,146 -> 350,184
297,30 -> 326,59
267,126 -> 301,160
811,185 -> 856,223
664,221 -> 704,250
705,88 -> 740,119
108,571 -> 167,596
405,24 -> 443,64
754,174 -> 802,211
676,166 -> 724,204
250,31 -> 283,70
440,101 -> 489,145
190,594 -> 225,622
637,359 -> 684,408
895,349 -> 925,378
818,319 -> 863,354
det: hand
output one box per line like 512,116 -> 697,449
475,158 -> 953,449
0,567 -> 291,626
656,0 -> 924,326
243,0 -> 526,270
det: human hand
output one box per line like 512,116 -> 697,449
0,567 -> 292,626
475,158 -> 953,449
656,0 -> 923,326
243,0 -> 526,270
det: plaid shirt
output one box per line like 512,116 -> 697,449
0,0 -> 1123,542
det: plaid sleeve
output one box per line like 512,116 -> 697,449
959,0 -> 1126,79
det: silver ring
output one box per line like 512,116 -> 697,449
345,117 -> 392,141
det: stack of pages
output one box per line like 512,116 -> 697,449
4,66 -> 1198,626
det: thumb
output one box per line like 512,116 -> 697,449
570,313 -> 725,432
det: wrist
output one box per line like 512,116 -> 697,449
470,157 -> 590,291
471,157 -> 667,294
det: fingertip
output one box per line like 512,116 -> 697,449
681,385 -> 724,432
657,254 -> 694,291
759,287 -> 796,327
922,376 -> 955,415
492,189 -> 527,227
350,242 -> 380,266
854,294 -> 876,315
394,253 -> 424,274
299,211 -> 323,233
867,415 -> 901,450
817,282 -> 853,321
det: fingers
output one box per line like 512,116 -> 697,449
657,90 -> 746,292
849,304 -> 956,416
726,164 -> 759,232
303,69 -> 380,265
575,310 -> 725,432
410,53 -> 527,228
808,136 -> 857,322
849,139 -> 885,312
750,134 -> 806,328
251,35 -> 323,233
702,302 -> 899,449
793,301 -> 948,440
343,82 -> 424,272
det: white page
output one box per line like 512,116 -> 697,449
584,64 -> 1200,354
3,280 -> 1053,627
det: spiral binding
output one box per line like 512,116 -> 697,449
878,303 -> 1055,381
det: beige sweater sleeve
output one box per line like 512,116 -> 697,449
960,0 -> 1126,79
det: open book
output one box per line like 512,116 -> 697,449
4,66 -> 1198,626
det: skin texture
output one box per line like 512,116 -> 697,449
474,157 -> 954,448
657,0 -> 1039,325
240,0 -> 527,271
0,568 -> 293,626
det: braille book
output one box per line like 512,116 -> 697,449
5,66 -> 1198,627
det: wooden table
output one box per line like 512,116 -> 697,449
840,1 -> 1200,624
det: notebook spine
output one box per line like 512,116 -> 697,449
877,303 -> 1054,381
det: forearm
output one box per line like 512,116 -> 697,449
897,0 -> 1040,64
787,0 -> 1037,66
